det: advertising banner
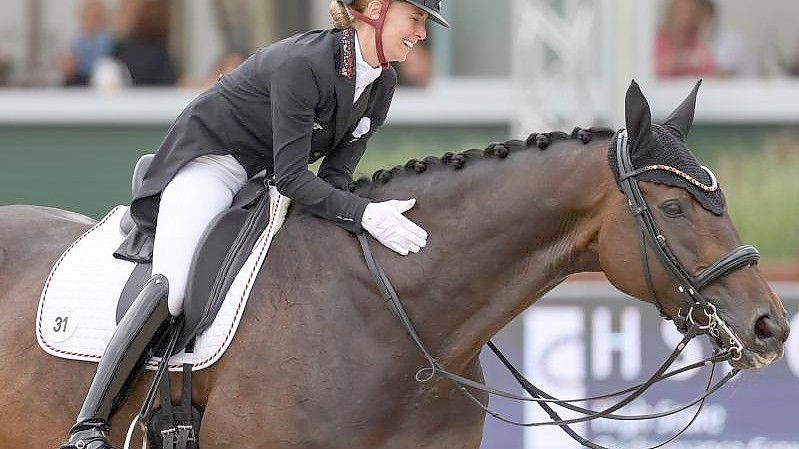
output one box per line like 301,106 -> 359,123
522,282 -> 799,449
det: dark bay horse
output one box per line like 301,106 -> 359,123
0,83 -> 789,448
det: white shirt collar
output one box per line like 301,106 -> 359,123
353,30 -> 382,103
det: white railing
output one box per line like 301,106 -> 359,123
3,76 -> 799,127
0,80 -> 512,126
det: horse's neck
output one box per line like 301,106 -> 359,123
372,140 -> 613,370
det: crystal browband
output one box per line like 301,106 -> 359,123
624,164 -> 719,192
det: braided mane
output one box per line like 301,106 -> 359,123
351,126 -> 616,192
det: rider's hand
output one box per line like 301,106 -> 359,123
361,199 -> 428,256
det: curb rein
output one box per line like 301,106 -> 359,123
354,129 -> 759,449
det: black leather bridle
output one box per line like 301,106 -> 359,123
615,129 -> 759,358
355,129 -> 760,449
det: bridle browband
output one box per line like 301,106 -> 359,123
354,129 -> 760,448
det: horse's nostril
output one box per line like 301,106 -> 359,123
754,315 -> 780,341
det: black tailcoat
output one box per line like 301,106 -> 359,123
129,28 -> 396,237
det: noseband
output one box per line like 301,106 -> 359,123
354,129 -> 759,449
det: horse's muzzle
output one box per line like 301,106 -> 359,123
731,313 -> 789,369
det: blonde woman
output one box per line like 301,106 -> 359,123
58,1 -> 449,448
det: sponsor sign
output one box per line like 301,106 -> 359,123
521,282 -> 799,449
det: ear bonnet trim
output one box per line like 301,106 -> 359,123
622,164 -> 719,192
608,125 -> 726,216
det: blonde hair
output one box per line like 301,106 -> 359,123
329,0 -> 373,29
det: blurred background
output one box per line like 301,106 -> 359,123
2,0 -> 798,447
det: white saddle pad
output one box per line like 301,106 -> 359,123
36,186 -> 291,371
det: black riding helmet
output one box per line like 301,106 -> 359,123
342,0 -> 450,28
396,0 -> 450,28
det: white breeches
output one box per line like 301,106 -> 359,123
152,154 -> 249,316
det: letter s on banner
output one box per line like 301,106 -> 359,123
786,313 -> 799,378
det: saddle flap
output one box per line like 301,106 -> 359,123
179,178 -> 271,349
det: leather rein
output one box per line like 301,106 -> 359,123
354,129 -> 759,448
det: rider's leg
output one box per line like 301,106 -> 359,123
59,155 -> 248,449
60,275 -> 171,449
151,154 -> 249,316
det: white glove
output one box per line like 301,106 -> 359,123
361,199 -> 428,256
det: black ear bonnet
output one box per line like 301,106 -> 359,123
608,81 -> 726,216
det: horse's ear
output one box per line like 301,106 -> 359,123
663,79 -> 702,140
625,80 -> 656,152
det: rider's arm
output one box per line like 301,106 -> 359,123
317,139 -> 368,191
270,56 -> 369,233
318,69 -> 396,191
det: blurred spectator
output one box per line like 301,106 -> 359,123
0,55 -> 12,87
698,0 -> 757,77
213,0 -> 274,56
655,0 -> 715,78
114,0 -> 142,39
789,51 -> 799,77
111,0 -> 176,86
58,0 -> 114,86
783,32 -> 799,76
397,41 -> 434,88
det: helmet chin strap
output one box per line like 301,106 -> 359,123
346,0 -> 393,70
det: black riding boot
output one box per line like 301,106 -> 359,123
59,274 -> 172,449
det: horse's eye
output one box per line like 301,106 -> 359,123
660,200 -> 683,217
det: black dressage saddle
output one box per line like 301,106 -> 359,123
115,154 -> 275,352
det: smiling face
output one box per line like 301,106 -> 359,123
352,0 -> 430,66
358,0 -> 428,62
379,1 -> 429,62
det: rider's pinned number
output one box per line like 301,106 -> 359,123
43,309 -> 77,342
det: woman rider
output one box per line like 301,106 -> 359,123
58,1 -> 449,448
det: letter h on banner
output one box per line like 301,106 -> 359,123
591,306 -> 641,381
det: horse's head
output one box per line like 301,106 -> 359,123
599,80 -> 789,369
